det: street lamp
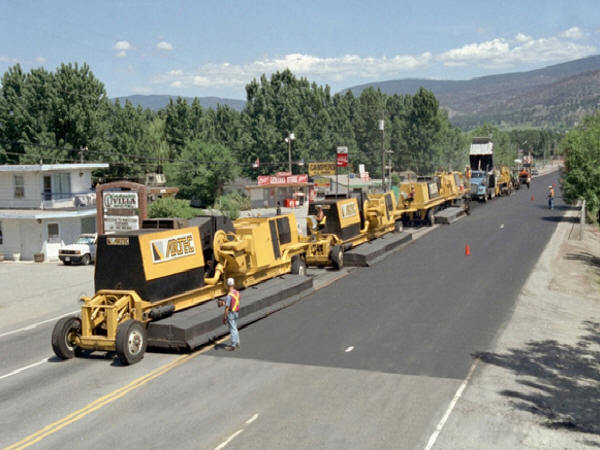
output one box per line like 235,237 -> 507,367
385,150 -> 394,190
284,132 -> 295,173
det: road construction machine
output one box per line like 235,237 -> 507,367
51,213 -> 308,365
301,191 -> 404,269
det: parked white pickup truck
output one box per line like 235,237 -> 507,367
58,234 -> 97,265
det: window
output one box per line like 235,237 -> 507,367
52,173 -> 71,199
47,223 -> 59,242
0,221 -> 3,245
81,217 -> 96,234
14,175 -> 24,198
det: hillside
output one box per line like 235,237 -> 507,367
346,55 -> 600,130
113,95 -> 246,111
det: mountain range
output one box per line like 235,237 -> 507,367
346,55 -> 600,130
115,55 -> 600,130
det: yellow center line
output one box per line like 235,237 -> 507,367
4,337 -> 228,450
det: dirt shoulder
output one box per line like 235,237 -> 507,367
434,207 -> 600,449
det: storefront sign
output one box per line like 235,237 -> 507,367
104,216 -> 139,233
312,176 -> 331,187
336,146 -> 348,167
257,174 -> 309,185
308,162 -> 336,176
103,192 -> 138,210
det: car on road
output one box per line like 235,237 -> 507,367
531,168 -> 539,175
58,234 -> 97,265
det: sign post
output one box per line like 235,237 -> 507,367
96,181 -> 147,235
336,146 -> 348,196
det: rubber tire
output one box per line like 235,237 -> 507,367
291,256 -> 307,276
330,246 -> 344,270
52,316 -> 81,360
394,220 -> 403,233
482,194 -> 488,203
425,209 -> 434,227
81,254 -> 91,265
116,320 -> 147,365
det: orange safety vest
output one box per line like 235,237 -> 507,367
228,289 -> 240,312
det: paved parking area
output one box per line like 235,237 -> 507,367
0,261 -> 94,331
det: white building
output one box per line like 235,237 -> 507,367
0,163 -> 108,261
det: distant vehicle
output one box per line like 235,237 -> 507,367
58,234 -> 97,265
531,168 -> 539,175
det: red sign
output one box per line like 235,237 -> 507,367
257,174 -> 308,185
276,171 -> 292,177
337,153 -> 348,167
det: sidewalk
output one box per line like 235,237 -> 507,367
433,207 -> 600,448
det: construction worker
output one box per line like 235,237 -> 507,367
315,205 -> 326,229
465,165 -> 471,180
407,184 -> 415,203
548,185 -> 555,210
221,278 -> 240,351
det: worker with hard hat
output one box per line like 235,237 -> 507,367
547,185 -> 555,210
315,205 -> 326,229
219,277 -> 241,351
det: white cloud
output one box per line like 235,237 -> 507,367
438,28 -> 595,68
560,26 -> 583,39
133,87 -> 152,94
113,40 -> 131,50
154,52 -> 432,89
35,56 -> 47,64
170,81 -> 183,88
157,41 -> 173,51
116,50 -> 127,58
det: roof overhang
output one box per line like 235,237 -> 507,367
0,163 -> 109,173
0,208 -> 97,220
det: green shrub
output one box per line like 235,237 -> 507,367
214,192 -> 250,220
148,197 -> 201,220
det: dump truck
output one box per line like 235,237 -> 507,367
51,214 -> 308,365
301,191 -> 403,269
469,137 -> 498,201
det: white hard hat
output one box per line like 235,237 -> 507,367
548,185 -> 552,189
227,278 -> 235,286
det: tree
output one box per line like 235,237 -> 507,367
166,140 -> 238,206
148,197 -> 200,219
560,114 -> 600,215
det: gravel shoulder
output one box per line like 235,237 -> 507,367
434,207 -> 600,449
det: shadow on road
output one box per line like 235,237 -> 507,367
565,251 -> 600,273
473,321 -> 600,436
541,216 -> 579,223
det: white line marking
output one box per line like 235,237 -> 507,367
0,357 -> 48,381
245,413 -> 259,424
345,346 -> 354,352
424,360 -> 478,450
214,429 -> 244,450
0,310 -> 79,339
500,224 -> 504,229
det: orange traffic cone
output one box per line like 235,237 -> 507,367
465,244 -> 471,256
531,195 -> 534,201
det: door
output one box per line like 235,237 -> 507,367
43,176 -> 52,201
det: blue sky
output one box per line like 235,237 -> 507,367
1,0 -> 599,99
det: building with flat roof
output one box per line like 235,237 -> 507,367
0,163 -> 108,261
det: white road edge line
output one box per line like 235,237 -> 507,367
214,429 -> 244,450
245,413 -> 259,424
424,359 -> 478,450
0,357 -> 49,381
0,310 -> 79,339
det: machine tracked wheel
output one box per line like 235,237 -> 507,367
116,320 -> 147,365
291,256 -> 307,276
394,220 -> 403,233
330,246 -> 344,270
425,209 -> 435,227
52,316 -> 81,360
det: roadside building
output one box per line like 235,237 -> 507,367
246,173 -> 313,209
318,174 -> 383,197
0,163 -> 108,261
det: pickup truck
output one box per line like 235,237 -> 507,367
58,234 -> 97,265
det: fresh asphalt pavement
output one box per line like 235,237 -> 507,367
0,173 -> 564,449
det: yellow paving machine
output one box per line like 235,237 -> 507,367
51,214 -> 308,365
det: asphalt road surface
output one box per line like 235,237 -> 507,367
0,173 -> 565,449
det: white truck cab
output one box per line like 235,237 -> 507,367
58,234 -> 97,265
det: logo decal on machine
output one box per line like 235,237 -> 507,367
150,233 -> 196,263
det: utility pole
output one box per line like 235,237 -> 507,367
78,146 -> 88,163
285,132 -> 295,173
379,118 -> 385,191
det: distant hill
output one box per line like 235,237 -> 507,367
113,95 -> 246,111
345,55 -> 600,130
